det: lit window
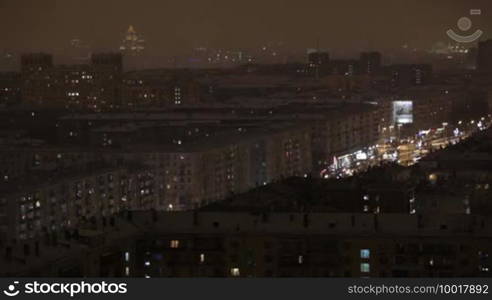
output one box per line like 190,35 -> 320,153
170,240 -> 179,248
360,249 -> 370,259
360,263 -> 370,273
428,174 -> 437,183
124,252 -> 130,262
200,253 -> 205,263
298,255 -> 303,264
230,268 -> 240,277
125,267 -> 130,276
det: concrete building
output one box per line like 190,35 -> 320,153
83,121 -> 312,210
0,72 -> 21,106
20,53 -> 122,110
360,52 -> 382,75
1,210 -> 491,277
121,70 -> 201,108
0,165 -> 155,241
386,64 -> 432,88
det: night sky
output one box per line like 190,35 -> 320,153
1,0 -> 492,55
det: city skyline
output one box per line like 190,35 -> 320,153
1,0 -> 492,56
1,0 -> 492,282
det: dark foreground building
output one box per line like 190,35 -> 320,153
1,210 -> 491,277
2,130 -> 492,278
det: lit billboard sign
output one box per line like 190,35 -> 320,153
392,101 -> 413,124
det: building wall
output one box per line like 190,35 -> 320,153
311,108 -> 379,173
20,53 -> 122,110
121,79 -> 201,108
0,167 -> 155,241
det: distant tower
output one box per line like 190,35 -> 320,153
119,25 -> 145,56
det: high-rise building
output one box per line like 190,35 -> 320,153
91,52 -> 123,73
360,52 -> 382,75
119,25 -> 145,57
329,59 -> 359,76
477,39 -> 492,73
387,64 -> 432,87
0,72 -> 21,106
307,50 -> 330,78
20,53 -> 53,74
0,165 -> 156,241
121,71 -> 201,108
308,51 -> 330,66
20,53 -> 122,109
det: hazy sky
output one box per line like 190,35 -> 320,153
1,0 -> 491,55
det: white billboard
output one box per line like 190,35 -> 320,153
392,101 -> 413,124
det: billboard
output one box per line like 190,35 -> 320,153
392,101 -> 413,124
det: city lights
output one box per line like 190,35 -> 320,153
1,1 -> 492,284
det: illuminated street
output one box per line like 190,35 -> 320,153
323,115 -> 492,178
2,0 -> 492,281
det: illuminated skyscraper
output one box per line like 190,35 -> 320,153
119,25 -> 145,56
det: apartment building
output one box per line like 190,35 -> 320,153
20,53 -> 122,110
0,165 -> 155,241
2,211 -> 490,277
